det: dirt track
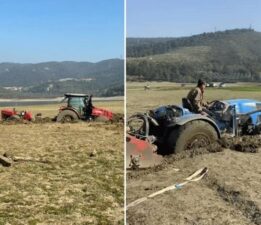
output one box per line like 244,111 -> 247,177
127,136 -> 261,225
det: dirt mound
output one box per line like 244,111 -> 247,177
0,114 -> 123,125
127,142 -> 223,180
128,135 -> 261,180
219,135 -> 261,153
0,119 -> 30,125
111,113 -> 124,123
34,116 -> 55,123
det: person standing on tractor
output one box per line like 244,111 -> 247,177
186,79 -> 209,114
84,95 -> 93,120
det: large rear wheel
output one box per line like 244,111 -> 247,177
167,120 -> 218,154
56,110 -> 79,123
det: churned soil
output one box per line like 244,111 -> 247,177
127,135 -> 261,225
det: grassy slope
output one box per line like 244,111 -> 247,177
127,30 -> 261,82
128,46 -> 211,63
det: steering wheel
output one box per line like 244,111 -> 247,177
208,100 -> 227,112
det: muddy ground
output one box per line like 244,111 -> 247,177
0,112 -> 124,125
127,135 -> 261,225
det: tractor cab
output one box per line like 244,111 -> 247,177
61,93 -> 92,118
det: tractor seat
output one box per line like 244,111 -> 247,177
182,98 -> 193,112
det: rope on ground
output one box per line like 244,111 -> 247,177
127,167 -> 208,210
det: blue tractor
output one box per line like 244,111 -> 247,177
127,99 -> 261,156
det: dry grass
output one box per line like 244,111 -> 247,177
0,101 -> 124,225
127,82 -> 261,116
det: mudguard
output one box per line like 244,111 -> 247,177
167,114 -> 221,138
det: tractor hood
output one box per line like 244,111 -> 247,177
152,105 -> 192,121
224,99 -> 261,125
224,99 -> 261,114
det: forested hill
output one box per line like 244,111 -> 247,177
127,29 -> 261,82
0,59 -> 124,97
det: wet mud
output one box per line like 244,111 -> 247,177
219,135 -> 261,153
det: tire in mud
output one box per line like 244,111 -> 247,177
56,110 -> 79,123
8,115 -> 21,121
167,120 -> 218,154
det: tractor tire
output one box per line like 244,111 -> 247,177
167,120 -> 218,154
56,110 -> 79,123
8,115 -> 21,121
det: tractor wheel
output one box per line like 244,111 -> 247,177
167,120 -> 218,154
8,115 -> 21,121
56,110 -> 79,123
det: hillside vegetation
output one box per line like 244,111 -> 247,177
0,59 -> 124,98
127,29 -> 261,82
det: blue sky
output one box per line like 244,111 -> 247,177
0,0 -> 124,63
127,0 -> 261,37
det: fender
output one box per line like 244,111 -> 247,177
166,114 -> 221,138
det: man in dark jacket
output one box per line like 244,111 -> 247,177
84,95 -> 93,120
187,79 -> 208,114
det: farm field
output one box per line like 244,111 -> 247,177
126,82 -> 261,225
0,101 -> 124,224
0,100 -> 124,118
127,82 -> 261,116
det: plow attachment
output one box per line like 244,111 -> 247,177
126,134 -> 163,169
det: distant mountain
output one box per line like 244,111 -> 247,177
0,59 -> 124,97
127,29 -> 261,82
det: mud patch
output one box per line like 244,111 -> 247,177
0,119 -> 30,125
128,135 -> 261,180
205,176 -> 261,225
109,113 -> 124,123
34,116 -> 55,123
0,114 -> 123,125
127,142 -> 223,180
219,135 -> 261,153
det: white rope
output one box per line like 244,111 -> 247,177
127,167 -> 208,209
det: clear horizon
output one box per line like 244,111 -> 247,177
127,0 -> 261,38
0,0 -> 124,63
0,58 -> 123,64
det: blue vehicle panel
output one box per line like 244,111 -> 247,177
224,99 -> 261,124
152,98 -> 261,138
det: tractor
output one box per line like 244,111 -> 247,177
1,108 -> 33,121
127,99 -> 261,168
56,93 -> 113,122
